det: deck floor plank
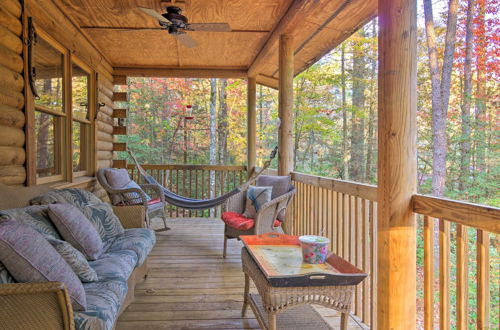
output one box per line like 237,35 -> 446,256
116,218 -> 366,330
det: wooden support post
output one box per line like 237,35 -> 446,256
278,35 -> 294,176
247,76 -> 256,178
377,0 -> 417,327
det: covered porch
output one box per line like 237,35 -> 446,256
0,0 -> 498,329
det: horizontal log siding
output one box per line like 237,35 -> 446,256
0,0 -> 24,185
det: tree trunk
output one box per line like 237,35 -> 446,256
459,0 -> 475,191
474,1 -> 486,173
365,20 -> 377,183
341,43 -> 348,180
293,78 -> 305,168
349,30 -> 367,182
209,78 -> 217,217
258,84 -> 263,161
423,0 -> 458,197
217,79 -> 228,165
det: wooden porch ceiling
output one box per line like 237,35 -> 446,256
55,0 -> 376,87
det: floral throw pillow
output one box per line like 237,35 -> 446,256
243,186 -> 272,219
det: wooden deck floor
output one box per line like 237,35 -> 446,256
116,218 -> 368,330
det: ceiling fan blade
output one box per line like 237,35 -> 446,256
173,33 -> 198,48
137,7 -> 170,24
119,27 -> 166,32
188,23 -> 231,32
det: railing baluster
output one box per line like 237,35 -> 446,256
476,229 -> 490,329
175,169 -> 180,218
201,169 -> 205,218
439,218 -> 450,330
424,216 -> 434,330
455,224 -> 468,330
343,194 -> 349,260
355,197 -> 362,317
362,198 -> 370,325
371,201 -> 377,330
332,191 -> 338,254
188,169 -> 192,218
337,192 -> 344,259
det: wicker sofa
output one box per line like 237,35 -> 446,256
0,185 -> 156,330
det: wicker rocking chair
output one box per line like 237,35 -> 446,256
97,168 -> 169,232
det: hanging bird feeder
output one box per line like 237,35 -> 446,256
184,105 -> 194,120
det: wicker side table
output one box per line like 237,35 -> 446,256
241,247 -> 354,330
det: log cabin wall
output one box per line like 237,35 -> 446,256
0,1 -> 25,185
0,0 -> 114,199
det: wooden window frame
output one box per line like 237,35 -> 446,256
70,56 -> 95,179
28,28 -> 96,186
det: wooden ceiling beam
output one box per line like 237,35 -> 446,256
256,75 -> 278,90
247,0 -> 325,78
113,67 -> 248,78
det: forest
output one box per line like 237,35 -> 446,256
121,0 -> 498,208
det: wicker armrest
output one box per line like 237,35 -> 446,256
0,282 -> 74,330
139,184 -> 165,203
224,190 -> 247,214
254,187 -> 296,234
112,205 -> 146,228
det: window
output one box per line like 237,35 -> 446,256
34,37 -> 65,181
71,61 -> 92,175
33,31 -> 94,184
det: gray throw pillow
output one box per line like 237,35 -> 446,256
0,219 -> 87,311
256,175 -> 291,221
45,237 -> 98,283
243,185 -> 272,219
104,168 -> 132,189
48,203 -> 103,260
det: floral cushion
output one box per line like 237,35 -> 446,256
0,219 -> 87,311
243,185 -> 272,219
89,250 -> 137,282
0,205 -> 61,239
46,237 -> 98,283
48,203 -> 104,260
222,212 -> 281,230
74,279 -> 128,330
106,228 -> 156,267
31,189 -> 125,243
0,262 -> 14,284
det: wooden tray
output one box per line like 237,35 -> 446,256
241,233 -> 367,287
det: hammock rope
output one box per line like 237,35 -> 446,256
127,147 -> 277,210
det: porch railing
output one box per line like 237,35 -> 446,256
242,167 -> 499,329
127,164 -> 247,218
287,171 -> 378,328
129,163 -> 499,328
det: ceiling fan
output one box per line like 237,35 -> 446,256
136,6 -> 231,48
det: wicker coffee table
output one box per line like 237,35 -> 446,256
241,247 -> 356,330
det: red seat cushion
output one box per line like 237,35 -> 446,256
147,197 -> 162,206
221,212 -> 281,231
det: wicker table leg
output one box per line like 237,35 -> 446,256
241,273 -> 250,317
268,312 -> 277,330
